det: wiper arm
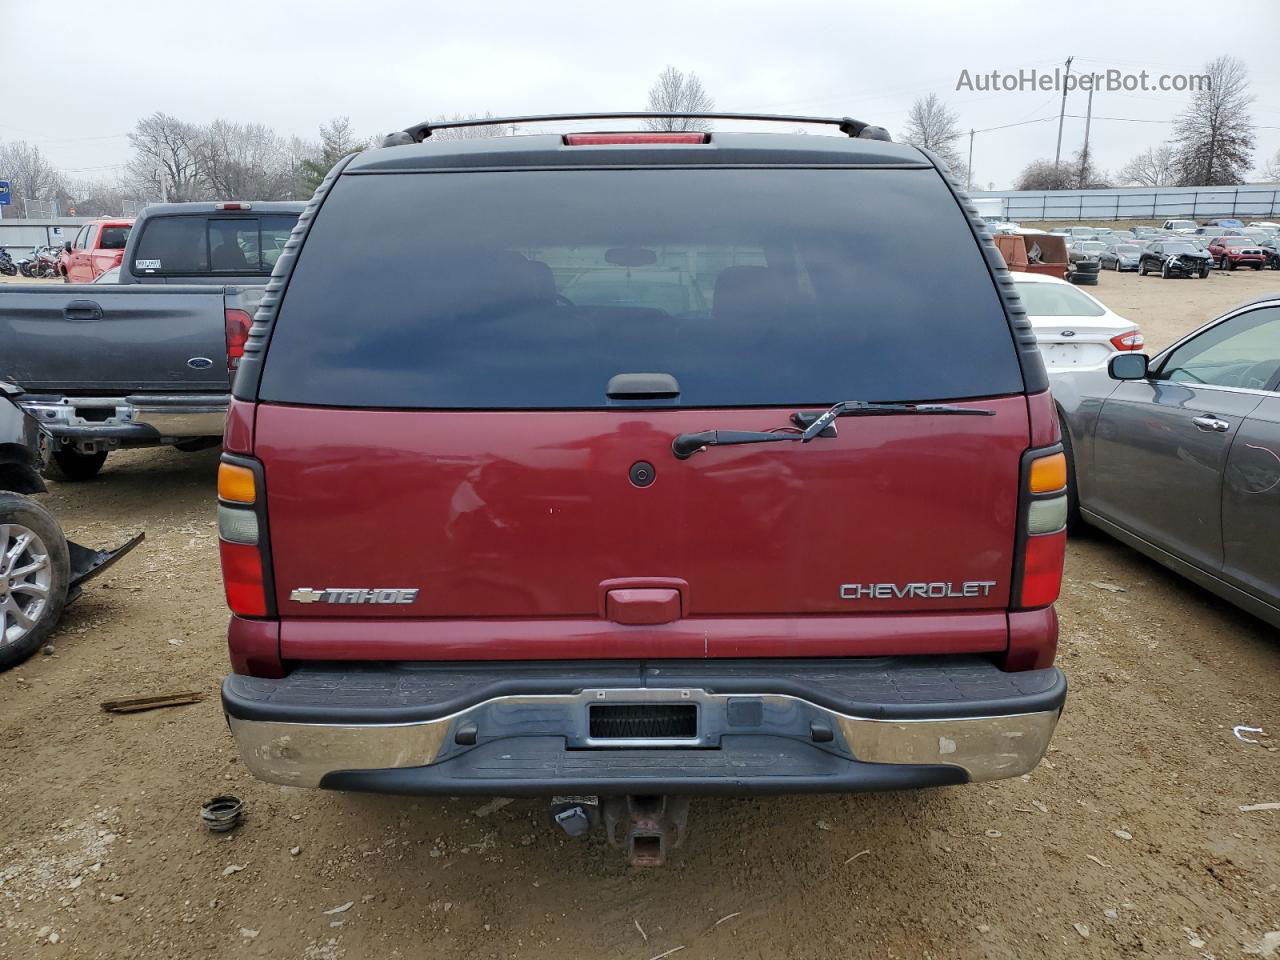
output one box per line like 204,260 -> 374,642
671,401 -> 995,460
798,400 -> 995,441
671,429 -> 793,460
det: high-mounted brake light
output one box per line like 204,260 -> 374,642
215,202 -> 252,210
1109,330 -> 1145,351
1015,448 -> 1068,609
225,308 -> 252,373
564,133 -> 708,145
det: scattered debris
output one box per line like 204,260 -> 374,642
290,846 -> 301,857
201,795 -> 243,833
634,919 -> 648,943
712,912 -> 741,928
1234,725 -> 1266,744
985,830 -> 1002,839
1243,931 -> 1280,957
222,864 -> 246,877
1073,922 -> 1091,938
101,691 -> 204,714
815,820 -> 833,831
1086,854 -> 1109,868
977,924 -> 991,934
645,947 -> 686,960
41,644 -> 55,656
109,894 -> 126,904
1090,581 -> 1126,593
843,849 -> 871,864
323,901 -> 354,915
471,797 -> 514,818
1240,803 -> 1280,813
1114,829 -> 1133,841
1031,800 -> 1049,813
240,929 -> 259,939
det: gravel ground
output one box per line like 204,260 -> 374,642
1,267 -> 1278,960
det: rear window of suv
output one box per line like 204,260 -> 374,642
133,214 -> 297,276
259,168 -> 1024,408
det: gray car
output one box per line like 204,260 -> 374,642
1060,295 -> 1280,627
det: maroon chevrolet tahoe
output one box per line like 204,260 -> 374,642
217,113 -> 1068,865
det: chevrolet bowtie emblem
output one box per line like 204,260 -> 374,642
289,588 -> 326,604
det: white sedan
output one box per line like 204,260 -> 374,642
1012,272 -> 1143,376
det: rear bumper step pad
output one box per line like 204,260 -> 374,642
222,657 -> 1066,796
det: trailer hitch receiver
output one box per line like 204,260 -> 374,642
602,795 -> 690,867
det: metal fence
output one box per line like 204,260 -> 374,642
970,185 -> 1280,223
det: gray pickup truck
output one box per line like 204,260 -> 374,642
0,202 -> 302,479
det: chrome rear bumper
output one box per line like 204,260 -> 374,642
223,660 -> 1065,795
20,393 -> 227,441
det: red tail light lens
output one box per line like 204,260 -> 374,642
564,133 -> 708,145
1109,330 -> 1145,351
1017,530 -> 1066,608
219,540 -> 268,616
225,308 -> 252,372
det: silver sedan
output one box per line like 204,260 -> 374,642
1060,295 -> 1280,627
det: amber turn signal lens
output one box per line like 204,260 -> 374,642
218,463 -> 256,503
1028,452 -> 1067,494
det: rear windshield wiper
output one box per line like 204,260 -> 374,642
671,400 -> 995,459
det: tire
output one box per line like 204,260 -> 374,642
1058,413 -> 1082,533
51,449 -> 108,482
1227,258 -> 1236,271
1139,261 -> 1148,276
0,493 -> 70,672
1199,265 -> 1209,279
1115,259 -> 1122,272
1254,264 -> 1263,271
1161,262 -> 1170,279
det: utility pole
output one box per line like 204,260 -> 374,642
967,128 -> 975,192
1079,85 -> 1094,188
1053,55 -> 1073,181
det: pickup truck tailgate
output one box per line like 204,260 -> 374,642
0,285 -> 230,391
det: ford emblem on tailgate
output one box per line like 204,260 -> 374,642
187,357 -> 214,369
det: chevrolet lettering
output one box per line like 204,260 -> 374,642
839,581 -> 999,600
289,587 -> 419,605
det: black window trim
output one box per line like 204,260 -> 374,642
234,153 -> 1047,403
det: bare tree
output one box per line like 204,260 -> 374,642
1014,158 -> 1074,191
1117,145 -> 1179,187
197,120 -> 295,199
644,66 -> 714,131
1263,147 -> 1280,182
1173,56 -> 1255,186
901,94 -> 964,174
126,112 -> 204,201
0,140 -> 63,204
427,112 -> 511,140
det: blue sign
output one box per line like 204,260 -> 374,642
0,180 -> 10,205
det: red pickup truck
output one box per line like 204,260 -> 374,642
59,218 -> 134,283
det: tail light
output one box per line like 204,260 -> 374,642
564,133 -> 708,145
215,202 -> 252,210
225,308 -> 252,373
1014,448 -> 1068,609
1109,330 -> 1145,351
217,457 -> 273,617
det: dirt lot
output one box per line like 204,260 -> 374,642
1,268 -> 1278,960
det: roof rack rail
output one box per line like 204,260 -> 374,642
380,112 -> 892,147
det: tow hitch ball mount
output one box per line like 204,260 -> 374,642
549,795 -> 690,867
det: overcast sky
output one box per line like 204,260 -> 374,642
3,0 -> 1278,191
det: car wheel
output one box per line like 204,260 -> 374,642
51,449 -> 108,482
1139,261 -> 1148,276
0,494 -> 70,672
1161,262 -> 1170,279
1199,265 -> 1209,279
1254,264 -> 1263,270
1115,259 -> 1122,271
1227,257 -> 1236,271
1058,413 -> 1082,533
